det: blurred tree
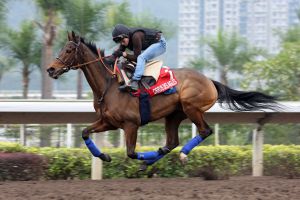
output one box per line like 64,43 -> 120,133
139,124 -> 165,146
0,1 -> 6,29
61,0 -> 109,99
0,0 -> 11,87
1,21 -> 41,98
55,0 -> 175,100
105,1 -> 175,41
191,30 -> 263,85
0,0 -> 6,25
105,0 -> 133,29
35,0 -> 65,99
243,42 -> 300,100
218,124 -> 253,145
35,0 -> 65,147
130,12 -> 176,39
277,8 -> 300,44
0,57 -> 15,88
278,26 -> 300,44
263,124 -> 300,145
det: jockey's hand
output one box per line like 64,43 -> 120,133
113,50 -> 123,58
104,56 -> 115,65
122,51 -> 127,57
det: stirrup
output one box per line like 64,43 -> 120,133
118,84 -> 128,92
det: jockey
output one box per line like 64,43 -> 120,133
112,24 -> 166,91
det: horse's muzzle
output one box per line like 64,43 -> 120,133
47,67 -> 56,77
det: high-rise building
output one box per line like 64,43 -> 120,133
178,0 -> 200,68
243,0 -> 300,54
178,0 -> 300,68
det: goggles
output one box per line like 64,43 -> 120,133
113,34 -> 127,43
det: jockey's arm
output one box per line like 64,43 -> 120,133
124,32 -> 143,62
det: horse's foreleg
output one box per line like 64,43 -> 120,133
82,119 -> 116,162
123,123 -> 139,159
142,112 -> 186,166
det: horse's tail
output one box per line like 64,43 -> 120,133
212,80 -> 280,111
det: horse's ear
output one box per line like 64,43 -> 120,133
71,31 -> 76,39
67,31 -> 71,41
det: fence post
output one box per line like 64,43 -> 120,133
119,129 -> 125,148
252,124 -> 264,176
66,123 -> 72,148
192,123 -> 197,138
20,124 -> 26,146
91,133 -> 103,180
214,123 -> 219,146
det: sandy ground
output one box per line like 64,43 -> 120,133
0,176 -> 299,200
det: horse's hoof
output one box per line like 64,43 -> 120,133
99,153 -> 112,162
179,152 -> 188,164
138,162 -> 148,172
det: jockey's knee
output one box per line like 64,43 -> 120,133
127,152 -> 138,159
137,54 -> 147,63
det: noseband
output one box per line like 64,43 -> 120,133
56,40 -> 117,77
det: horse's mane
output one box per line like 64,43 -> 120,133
80,37 -> 105,57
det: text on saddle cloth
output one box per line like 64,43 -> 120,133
145,66 -> 178,97
117,60 -> 178,97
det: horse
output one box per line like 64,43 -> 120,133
47,31 -> 279,169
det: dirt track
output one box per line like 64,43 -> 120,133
0,176 -> 299,200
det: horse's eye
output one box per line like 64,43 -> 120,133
66,49 -> 71,53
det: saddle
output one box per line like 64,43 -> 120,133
117,60 -> 163,89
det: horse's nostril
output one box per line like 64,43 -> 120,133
47,67 -> 55,73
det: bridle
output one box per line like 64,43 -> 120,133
55,40 -> 119,104
56,40 -> 117,77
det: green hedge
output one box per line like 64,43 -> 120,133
0,142 -> 300,180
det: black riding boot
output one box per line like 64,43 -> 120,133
129,80 -> 139,91
118,80 -> 139,92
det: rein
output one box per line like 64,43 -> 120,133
56,40 -> 119,104
56,41 -> 117,77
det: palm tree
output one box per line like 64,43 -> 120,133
105,1 -> 133,28
0,0 -> 6,26
0,0 -> 11,87
130,12 -> 176,39
35,0 -> 65,99
61,0 -> 110,99
1,21 -> 41,98
0,57 -> 14,87
61,0 -> 176,100
191,30 -> 262,85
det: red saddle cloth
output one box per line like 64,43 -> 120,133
133,66 -> 178,97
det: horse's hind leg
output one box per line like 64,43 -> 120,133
180,110 -> 213,162
141,111 -> 186,167
123,122 -> 164,161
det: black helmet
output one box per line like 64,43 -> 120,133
112,24 -> 130,43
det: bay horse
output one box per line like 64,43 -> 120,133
47,32 -> 279,168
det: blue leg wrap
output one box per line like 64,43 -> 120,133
137,151 -> 160,160
180,135 -> 203,155
84,138 -> 102,157
144,154 -> 164,165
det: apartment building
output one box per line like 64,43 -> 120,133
178,0 -> 300,68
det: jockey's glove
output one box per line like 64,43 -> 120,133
113,50 -> 123,58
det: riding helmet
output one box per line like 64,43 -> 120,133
112,24 -> 130,43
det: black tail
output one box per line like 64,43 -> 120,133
212,80 -> 280,111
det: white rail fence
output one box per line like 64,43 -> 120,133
1,100 -> 300,179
